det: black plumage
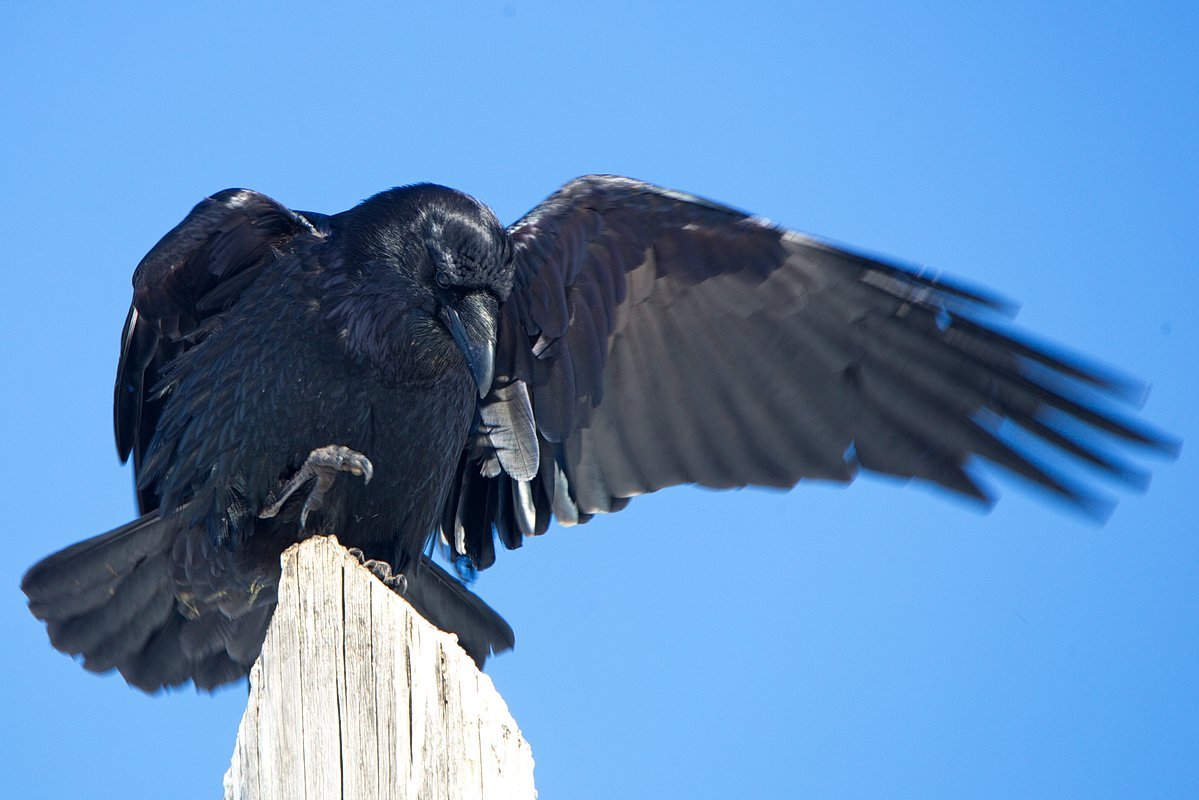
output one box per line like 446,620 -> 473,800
22,175 -> 1177,691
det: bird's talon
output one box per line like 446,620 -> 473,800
259,444 -> 374,527
359,558 -> 408,595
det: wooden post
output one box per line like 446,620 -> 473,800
223,535 -> 537,800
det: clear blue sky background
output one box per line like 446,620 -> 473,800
2,3 -> 1195,798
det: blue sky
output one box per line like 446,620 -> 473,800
2,3 -> 1196,798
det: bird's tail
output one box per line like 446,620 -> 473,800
21,514 -> 270,692
408,555 -> 516,667
22,517 -> 510,690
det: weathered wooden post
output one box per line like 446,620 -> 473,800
223,536 -> 536,799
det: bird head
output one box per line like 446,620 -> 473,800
336,185 -> 514,396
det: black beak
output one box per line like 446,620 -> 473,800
439,293 -> 496,397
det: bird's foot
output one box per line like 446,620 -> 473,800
259,445 -> 374,530
346,547 -> 408,594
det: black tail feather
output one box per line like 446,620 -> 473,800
24,515 -> 511,691
22,514 -> 269,692
22,514 -> 177,621
406,554 -> 515,667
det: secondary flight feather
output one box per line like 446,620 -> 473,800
22,175 -> 1178,691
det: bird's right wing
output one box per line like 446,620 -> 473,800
114,190 -> 329,513
444,175 -> 1178,570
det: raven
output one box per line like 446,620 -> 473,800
22,175 -> 1177,691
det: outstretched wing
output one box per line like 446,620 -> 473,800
446,175 -> 1177,569
114,189 -> 329,512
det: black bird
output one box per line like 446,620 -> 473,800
22,175 -> 1177,691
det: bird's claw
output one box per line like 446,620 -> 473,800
313,445 -> 373,484
366,560 -> 408,595
258,444 -> 374,530
348,548 -> 408,594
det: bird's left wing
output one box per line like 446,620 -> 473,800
444,175 -> 1177,570
114,189 -> 329,511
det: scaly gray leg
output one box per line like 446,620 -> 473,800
259,445 -> 374,530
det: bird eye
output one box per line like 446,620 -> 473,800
435,271 -> 451,289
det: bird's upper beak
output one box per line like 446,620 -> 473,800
439,292 -> 497,397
